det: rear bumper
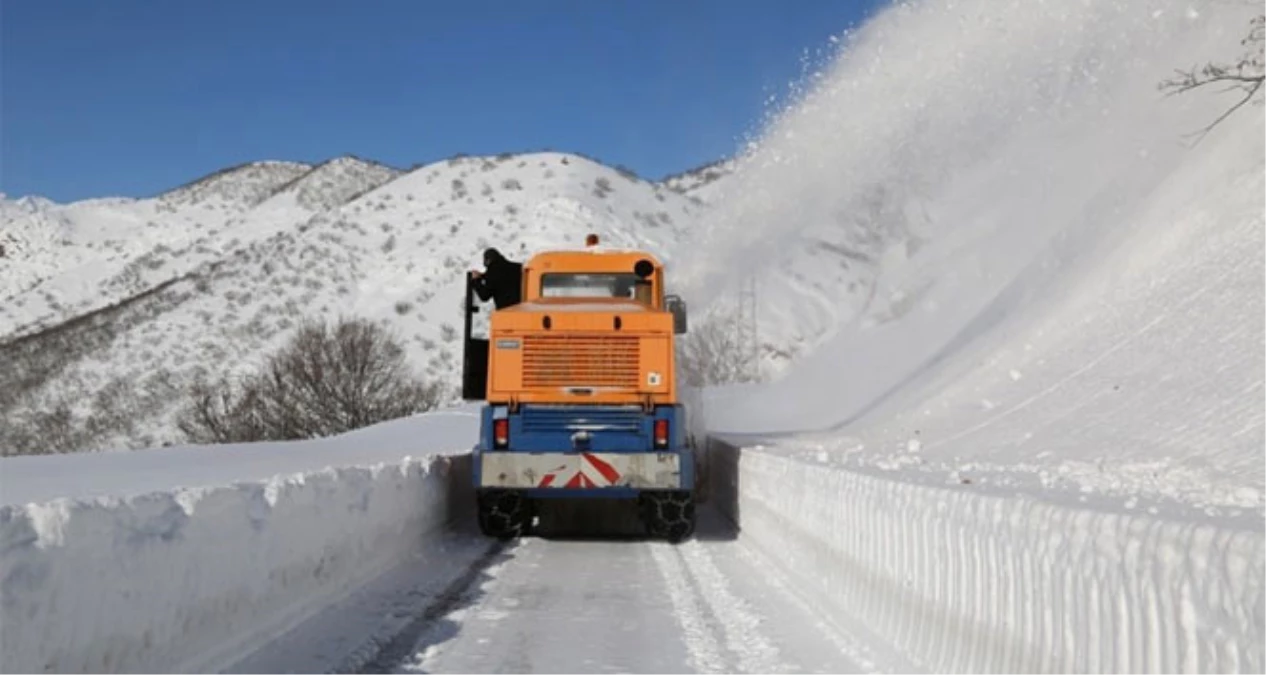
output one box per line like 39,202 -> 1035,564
474,449 -> 692,492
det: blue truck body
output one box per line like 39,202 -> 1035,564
472,403 -> 695,499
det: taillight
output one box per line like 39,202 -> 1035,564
653,419 -> 669,449
493,419 -> 509,448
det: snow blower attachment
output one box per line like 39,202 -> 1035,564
461,234 -> 698,542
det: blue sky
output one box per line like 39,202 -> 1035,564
2,0 -> 888,202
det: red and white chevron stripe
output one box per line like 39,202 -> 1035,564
479,451 -> 680,490
537,453 -> 622,488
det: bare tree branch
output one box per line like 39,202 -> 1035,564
1159,13 -> 1265,142
677,307 -> 761,387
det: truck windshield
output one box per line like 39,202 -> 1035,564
541,273 -> 644,299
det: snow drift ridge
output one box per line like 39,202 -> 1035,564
711,440 -> 1265,673
0,453 -> 468,673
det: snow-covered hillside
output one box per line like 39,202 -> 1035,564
661,158 -> 738,205
0,159 -> 365,338
0,152 -> 708,454
684,0 -> 1264,516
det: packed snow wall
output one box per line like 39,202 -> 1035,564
709,439 -> 1265,673
0,453 -> 473,673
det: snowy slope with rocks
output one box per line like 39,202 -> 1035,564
661,158 -> 738,205
0,159 -> 398,339
0,152 -> 707,454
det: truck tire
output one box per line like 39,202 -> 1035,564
477,490 -> 530,540
639,490 -> 696,543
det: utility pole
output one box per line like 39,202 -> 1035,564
735,276 -> 759,383
751,275 -> 759,382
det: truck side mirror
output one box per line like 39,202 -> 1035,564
665,294 -> 688,334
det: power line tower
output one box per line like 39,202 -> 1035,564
735,276 -> 759,382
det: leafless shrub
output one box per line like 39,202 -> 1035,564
593,177 -> 614,198
2,401 -> 81,455
634,211 -> 661,229
176,317 -> 443,444
176,376 -> 265,444
1,369 -> 180,456
676,310 -> 758,387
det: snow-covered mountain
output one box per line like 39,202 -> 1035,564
0,152 -> 710,454
0,158 -> 405,339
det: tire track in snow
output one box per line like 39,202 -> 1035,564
674,541 -> 787,674
353,541 -> 508,674
730,540 -> 885,672
649,541 -> 727,673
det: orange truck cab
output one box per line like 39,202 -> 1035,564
461,235 -> 698,541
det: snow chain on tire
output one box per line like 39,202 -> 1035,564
478,490 -> 530,540
640,491 -> 696,543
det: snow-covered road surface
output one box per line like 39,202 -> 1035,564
234,507 -> 881,674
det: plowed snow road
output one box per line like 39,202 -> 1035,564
228,507 -> 882,674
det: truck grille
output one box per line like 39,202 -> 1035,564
520,406 -> 644,433
522,335 -> 640,388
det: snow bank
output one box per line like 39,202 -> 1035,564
710,440 -> 1265,673
1,406 -> 480,506
0,424 -> 476,673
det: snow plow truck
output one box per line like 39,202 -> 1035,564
461,235 -> 701,542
